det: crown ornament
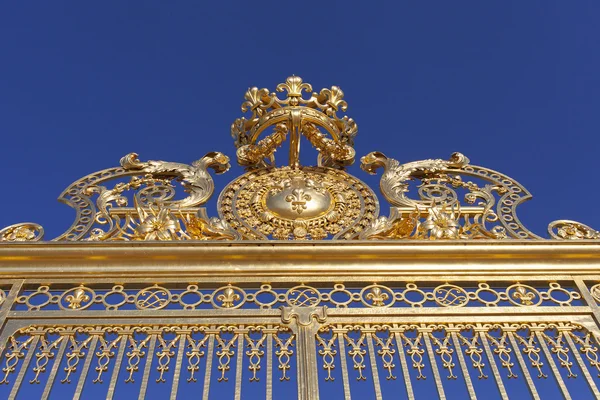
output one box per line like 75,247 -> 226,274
231,75 -> 357,169
1,76 -> 598,242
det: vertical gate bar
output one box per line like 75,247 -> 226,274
138,332 -> 158,400
563,331 -> 600,397
73,334 -> 100,400
170,331 -> 187,400
506,331 -> 540,400
478,331 -> 509,400
106,333 -> 129,400
8,334 -> 40,400
534,331 -> 572,400
0,280 -> 24,357
365,329 -> 383,400
392,327 -> 415,400
422,329 -> 446,400
335,326 -> 352,400
202,329 -> 216,400
266,329 -> 273,400
234,330 -> 244,400
450,331 -> 477,400
41,333 -> 70,400
281,307 -> 324,400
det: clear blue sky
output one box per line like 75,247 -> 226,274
1,1 -> 599,238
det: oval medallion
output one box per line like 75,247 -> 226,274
218,166 -> 378,240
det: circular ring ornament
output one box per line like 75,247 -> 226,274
327,284 -> 353,308
286,285 -> 321,307
253,284 -> 279,309
506,283 -> 541,307
474,283 -> 501,307
103,285 -> 128,310
59,286 -> 95,310
360,284 -> 395,308
545,282 -> 580,305
401,283 -> 427,307
135,285 -> 171,310
591,283 -> 600,303
218,167 -> 378,240
19,286 -> 52,310
179,285 -> 204,310
433,284 -> 469,307
210,285 -> 246,309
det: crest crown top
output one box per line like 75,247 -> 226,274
231,76 -> 357,169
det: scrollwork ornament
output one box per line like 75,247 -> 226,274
4,76 -> 600,245
433,284 -> 469,307
0,223 -> 44,242
135,285 -> 171,310
286,285 -> 321,307
548,220 -> 600,240
590,284 -> 600,303
360,151 -> 470,208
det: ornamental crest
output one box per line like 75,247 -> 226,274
1,76 -> 598,242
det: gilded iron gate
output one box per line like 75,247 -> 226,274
1,273 -> 600,399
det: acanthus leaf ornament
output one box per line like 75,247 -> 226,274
120,151 -> 230,208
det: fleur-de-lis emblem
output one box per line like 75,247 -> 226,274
285,188 -> 312,214
241,87 -> 275,117
512,285 -> 535,305
365,286 -> 389,307
277,76 -> 312,106
217,286 -> 241,308
314,86 -> 348,117
65,287 -> 91,309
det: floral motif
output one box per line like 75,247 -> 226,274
133,209 -> 180,241
3,226 -> 36,241
0,223 -> 44,242
419,204 -> 461,239
549,220 -> 600,240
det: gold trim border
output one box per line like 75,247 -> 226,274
0,240 -> 600,278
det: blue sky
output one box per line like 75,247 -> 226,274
1,1 -> 599,238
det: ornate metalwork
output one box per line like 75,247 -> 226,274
232,75 -> 356,169
360,151 -> 535,240
218,166 -> 378,240
2,75 -> 598,241
0,223 -> 44,242
549,220 -> 600,240
12,281 -> 583,313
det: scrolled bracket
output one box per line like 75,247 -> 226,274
53,152 -> 230,241
120,151 -> 230,208
360,151 -> 542,239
